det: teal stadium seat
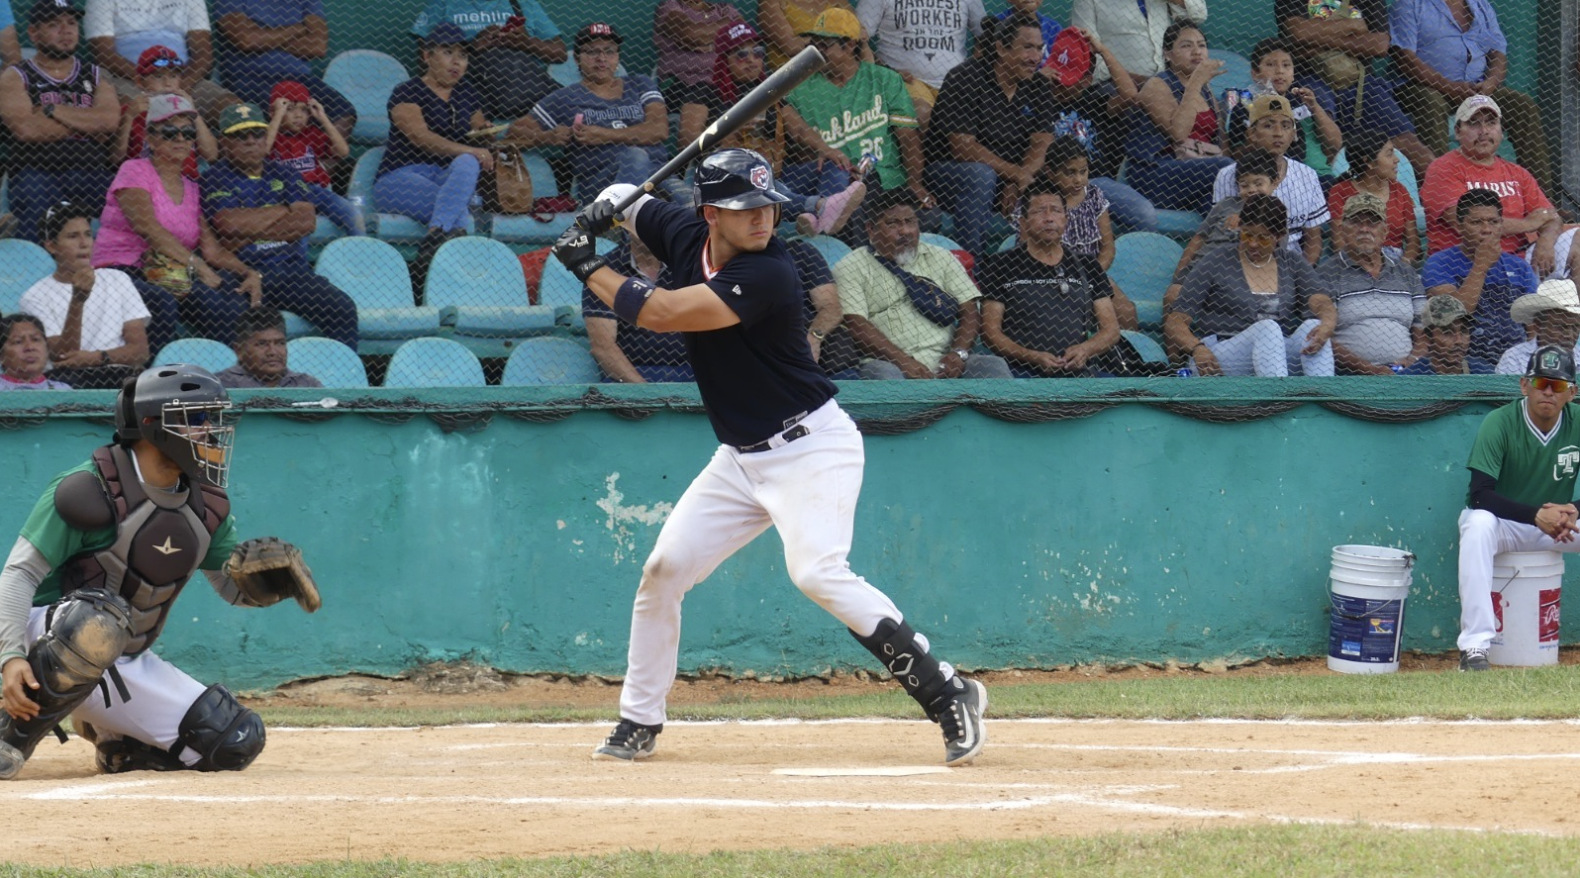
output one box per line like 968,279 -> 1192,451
799,234 -> 853,268
486,151 -> 577,244
920,232 -> 962,251
538,237 -> 616,331
426,236 -> 560,336
314,237 -> 442,339
1330,147 -> 1426,233
1109,232 -> 1184,332
153,338 -> 237,373
324,50 -> 407,145
1120,329 -> 1168,365
1209,49 -> 1254,95
384,337 -> 486,387
286,337 -> 368,387
0,240 -> 56,313
501,336 -> 600,385
348,146 -> 476,242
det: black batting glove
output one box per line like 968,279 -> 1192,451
581,199 -> 620,236
551,221 -> 607,283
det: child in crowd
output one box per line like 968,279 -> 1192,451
1225,37 -> 1342,183
1042,136 -> 1138,330
1213,94 -> 1327,265
1163,149 -> 1280,322
1326,129 -> 1422,266
115,46 -> 217,178
265,81 -> 364,235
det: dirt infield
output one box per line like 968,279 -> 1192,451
7,711 -> 1580,867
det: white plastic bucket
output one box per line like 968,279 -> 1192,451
1328,545 -> 1413,674
1489,551 -> 1564,667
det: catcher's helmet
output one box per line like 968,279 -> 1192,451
693,148 -> 792,213
114,364 -> 235,488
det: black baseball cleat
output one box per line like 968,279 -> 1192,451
1459,648 -> 1491,672
0,739 -> 24,780
938,677 -> 988,766
592,718 -> 662,761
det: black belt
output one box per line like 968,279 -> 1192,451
736,412 -> 812,453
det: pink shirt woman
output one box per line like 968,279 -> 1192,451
93,157 -> 202,268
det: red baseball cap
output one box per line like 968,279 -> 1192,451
1044,28 -> 1092,87
270,80 -> 312,104
136,45 -> 184,77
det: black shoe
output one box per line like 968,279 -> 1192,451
936,677 -> 988,766
592,718 -> 661,761
1459,648 -> 1491,671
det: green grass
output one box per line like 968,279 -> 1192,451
6,826 -> 1580,877
253,663 -> 1580,728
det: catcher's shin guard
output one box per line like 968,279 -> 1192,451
0,588 -> 133,779
851,618 -> 957,720
97,684 -> 265,774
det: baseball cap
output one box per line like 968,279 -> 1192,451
1341,191 -> 1387,222
39,199 -> 91,242
1044,28 -> 1092,88
574,22 -> 623,49
1454,94 -> 1502,126
136,45 -> 184,77
1421,295 -> 1471,329
801,7 -> 861,41
1510,278 -> 1580,325
1248,94 -> 1294,125
715,21 -> 760,55
27,0 -> 81,26
270,80 -> 312,105
218,102 -> 269,135
146,93 -> 196,124
422,21 -> 468,47
1527,344 -> 1576,383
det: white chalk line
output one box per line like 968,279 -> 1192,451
271,716 -> 1580,733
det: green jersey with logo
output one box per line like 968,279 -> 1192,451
18,461 -> 239,606
786,63 -> 917,189
1465,400 -> 1580,508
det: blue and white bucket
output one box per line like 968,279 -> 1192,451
1328,545 -> 1414,674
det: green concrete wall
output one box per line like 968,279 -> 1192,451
0,379 -> 1570,690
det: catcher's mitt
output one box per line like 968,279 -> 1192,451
224,537 -> 322,613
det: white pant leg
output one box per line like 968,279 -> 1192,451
1208,320 -> 1288,376
1287,318 -> 1335,376
26,606 -> 207,764
618,448 -> 773,727
1456,509 -> 1580,650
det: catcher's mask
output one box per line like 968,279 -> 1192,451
114,364 -> 235,488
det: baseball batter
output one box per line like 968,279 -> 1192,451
1457,344 -> 1580,671
0,364 -> 320,778
552,148 -> 987,765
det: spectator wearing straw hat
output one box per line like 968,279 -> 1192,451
1320,192 -> 1427,376
1495,280 -> 1580,377
1397,294 -> 1492,375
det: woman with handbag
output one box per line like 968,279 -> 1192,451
92,94 -> 264,355
678,22 -> 865,237
1123,20 -> 1232,215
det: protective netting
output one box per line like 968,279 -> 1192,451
0,0 -> 1570,426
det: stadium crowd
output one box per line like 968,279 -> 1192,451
0,0 -> 1574,388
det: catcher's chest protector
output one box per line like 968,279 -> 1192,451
56,446 -> 230,655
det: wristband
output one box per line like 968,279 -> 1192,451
613,275 -> 655,324
809,327 -> 827,341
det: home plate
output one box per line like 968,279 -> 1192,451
773,766 -> 953,777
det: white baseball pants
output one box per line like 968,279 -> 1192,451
1458,508 -> 1580,650
617,400 -> 947,727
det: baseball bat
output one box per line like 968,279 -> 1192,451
610,45 -> 827,215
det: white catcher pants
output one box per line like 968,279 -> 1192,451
27,605 -> 208,765
1457,508 -> 1580,651
617,399 -> 949,726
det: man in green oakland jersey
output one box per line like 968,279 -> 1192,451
1457,344 -> 1580,671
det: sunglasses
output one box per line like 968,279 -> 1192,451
1531,377 -> 1573,394
729,45 -> 766,61
143,57 -> 184,70
152,125 -> 198,141
226,128 -> 267,140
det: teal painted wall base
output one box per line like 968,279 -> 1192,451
0,379 -> 1559,689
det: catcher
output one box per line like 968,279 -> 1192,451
0,363 -> 320,779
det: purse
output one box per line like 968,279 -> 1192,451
141,249 -> 192,296
486,145 -> 535,215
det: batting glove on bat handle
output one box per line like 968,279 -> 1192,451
551,221 -> 608,283
580,196 -> 622,236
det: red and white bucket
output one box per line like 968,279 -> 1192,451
1489,551 -> 1564,667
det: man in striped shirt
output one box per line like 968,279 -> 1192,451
1319,191 -> 1427,375
1213,94 -> 1328,265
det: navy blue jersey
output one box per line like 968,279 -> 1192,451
632,199 -> 837,446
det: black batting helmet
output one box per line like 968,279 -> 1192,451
693,148 -> 792,214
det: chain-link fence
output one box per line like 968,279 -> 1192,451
0,0 -> 1569,406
